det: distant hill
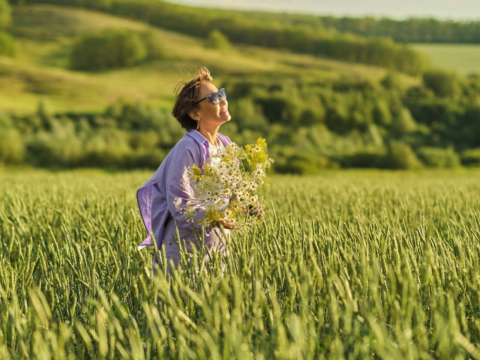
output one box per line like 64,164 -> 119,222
6,0 -> 431,75
2,4 -> 414,114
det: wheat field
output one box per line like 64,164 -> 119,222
1,169 -> 480,359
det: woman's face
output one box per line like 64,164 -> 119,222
193,82 -> 231,126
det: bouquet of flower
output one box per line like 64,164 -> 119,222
175,137 -> 274,229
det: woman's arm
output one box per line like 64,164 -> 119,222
166,146 -> 207,231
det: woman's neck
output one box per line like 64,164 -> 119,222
198,124 -> 220,145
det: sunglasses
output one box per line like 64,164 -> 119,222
193,88 -> 226,106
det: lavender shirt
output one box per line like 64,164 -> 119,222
136,129 -> 232,250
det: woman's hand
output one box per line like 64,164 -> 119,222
248,205 -> 264,221
217,218 -> 236,229
216,205 -> 264,229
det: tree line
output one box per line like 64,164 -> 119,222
229,12 -> 480,44
317,16 -> 480,44
2,69 -> 480,172
10,0 -> 480,44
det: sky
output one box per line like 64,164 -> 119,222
166,0 -> 480,20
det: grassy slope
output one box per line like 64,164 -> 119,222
1,4 -> 418,114
413,43 -> 480,76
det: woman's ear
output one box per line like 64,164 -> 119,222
188,108 -> 200,121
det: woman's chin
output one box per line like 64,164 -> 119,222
221,113 -> 232,122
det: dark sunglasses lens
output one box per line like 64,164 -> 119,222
219,88 -> 226,100
209,92 -> 220,104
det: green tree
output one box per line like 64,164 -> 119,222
460,148 -> 480,166
70,28 -> 147,71
0,128 -> 24,164
0,30 -> 14,56
140,30 -> 164,60
392,107 -> 417,135
417,147 -> 460,168
372,99 -> 392,126
256,95 -> 302,125
228,98 -> 268,131
27,119 -> 83,167
0,114 -> 24,165
423,70 -> 461,98
387,141 -> 422,170
205,29 -> 231,50
381,73 -> 402,90
0,0 -> 11,29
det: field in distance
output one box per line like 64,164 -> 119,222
413,43 -> 480,76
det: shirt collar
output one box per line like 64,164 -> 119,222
187,129 -> 226,145
186,129 -> 208,145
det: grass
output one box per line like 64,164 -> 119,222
1,168 -> 480,358
0,4 -> 417,114
413,43 -> 480,76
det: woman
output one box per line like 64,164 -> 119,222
136,67 -> 235,276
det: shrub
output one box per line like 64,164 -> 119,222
423,70 -> 462,98
140,30 -> 164,60
457,106 -> 480,149
129,131 -> 159,151
26,120 -> 83,167
70,28 -> 147,71
256,95 -> 302,125
386,141 -> 422,169
372,99 -> 392,126
0,127 -> 24,164
228,98 -> 268,132
392,107 -> 417,135
275,153 -> 340,174
130,148 -> 165,168
325,98 -> 350,134
0,0 -> 11,29
416,147 -> 460,168
299,96 -> 326,126
342,149 -> 387,168
205,30 -> 231,50
460,148 -> 480,166
0,30 -> 14,57
381,73 -> 402,90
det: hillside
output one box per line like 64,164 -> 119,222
0,4 -> 419,114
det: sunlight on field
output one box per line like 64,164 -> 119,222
414,43 -> 480,75
1,169 -> 480,358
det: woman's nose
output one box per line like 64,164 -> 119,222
219,97 -> 227,106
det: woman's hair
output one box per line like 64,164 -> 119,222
172,67 -> 213,130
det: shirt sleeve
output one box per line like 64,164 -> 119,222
166,144 -> 207,231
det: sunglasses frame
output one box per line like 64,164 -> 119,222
193,88 -> 226,106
